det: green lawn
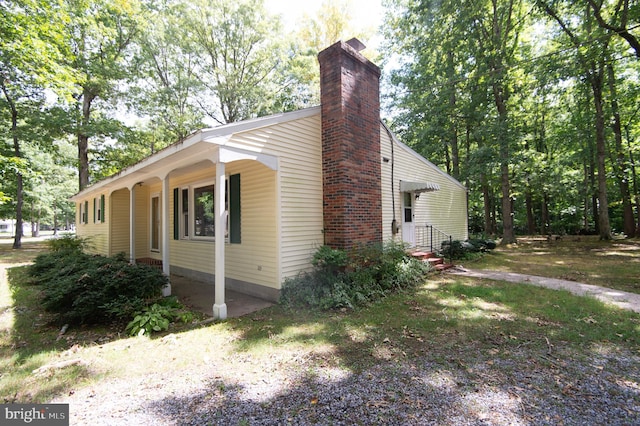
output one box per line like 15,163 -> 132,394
466,235 -> 640,294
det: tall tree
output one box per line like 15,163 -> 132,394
538,0 -> 614,240
287,0 -> 376,109
64,0 -> 141,190
587,0 -> 640,58
184,0 -> 286,124
130,0 -> 205,145
1,0 -> 71,248
384,0 -> 527,243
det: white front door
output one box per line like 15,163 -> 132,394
402,192 -> 415,247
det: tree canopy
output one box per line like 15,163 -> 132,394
383,0 -> 640,240
2,0 -> 638,248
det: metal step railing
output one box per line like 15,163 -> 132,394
416,224 -> 453,265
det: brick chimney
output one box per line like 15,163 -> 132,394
318,39 -> 382,250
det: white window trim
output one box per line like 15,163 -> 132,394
181,178 -> 229,242
179,186 -> 189,240
96,197 -> 102,223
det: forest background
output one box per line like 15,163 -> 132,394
1,0 -> 639,248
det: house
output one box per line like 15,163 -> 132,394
70,39 -> 468,319
0,219 -> 31,237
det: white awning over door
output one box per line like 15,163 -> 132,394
399,180 -> 440,193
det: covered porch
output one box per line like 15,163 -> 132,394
84,126 -> 281,321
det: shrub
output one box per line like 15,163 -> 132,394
46,235 -> 92,253
441,239 -> 496,260
280,242 -> 431,310
29,251 -> 167,325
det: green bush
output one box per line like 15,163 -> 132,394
28,251 -> 167,325
46,235 -> 92,253
280,242 -> 431,310
441,239 -> 496,260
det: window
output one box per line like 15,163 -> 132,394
403,192 -> 413,223
173,174 -> 240,243
182,188 -> 189,237
81,200 -> 88,224
194,184 -> 214,237
151,195 -> 160,251
93,197 -> 103,223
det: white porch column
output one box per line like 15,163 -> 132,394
213,161 -> 227,319
129,185 -> 136,264
161,175 -> 171,296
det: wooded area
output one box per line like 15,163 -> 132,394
383,0 -> 639,242
1,0 -> 638,248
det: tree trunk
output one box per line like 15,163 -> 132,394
447,51 -> 460,180
628,130 -> 640,235
3,87 -> 23,249
541,193 -> 549,235
78,88 -> 97,191
607,62 -> 635,237
589,152 -> 599,234
482,175 -> 493,236
493,82 -> 516,244
53,201 -> 59,237
526,189 -> 535,234
591,71 -> 612,240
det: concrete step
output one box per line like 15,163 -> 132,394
410,251 -> 436,260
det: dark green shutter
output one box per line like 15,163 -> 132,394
229,174 -> 241,244
84,201 -> 88,224
100,194 -> 105,223
93,198 -> 96,223
173,188 -> 179,240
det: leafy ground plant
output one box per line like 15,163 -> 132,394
126,297 -> 195,336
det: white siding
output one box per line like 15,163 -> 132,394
380,127 -> 468,247
75,194 -> 108,255
226,115 -> 324,282
109,188 -> 130,256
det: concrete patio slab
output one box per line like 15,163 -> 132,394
170,275 -> 274,318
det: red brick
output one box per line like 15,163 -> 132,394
318,40 -> 382,250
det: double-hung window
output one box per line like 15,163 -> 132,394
175,174 -> 240,243
193,184 -> 215,237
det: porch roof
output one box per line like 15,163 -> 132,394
70,107 -> 320,200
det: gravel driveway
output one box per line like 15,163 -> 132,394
56,338 -> 640,425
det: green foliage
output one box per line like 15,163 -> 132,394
125,303 -> 171,336
46,235 -> 91,253
441,239 -> 496,260
28,251 -> 167,325
311,245 -> 348,271
125,297 -> 195,336
280,242 -> 431,310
